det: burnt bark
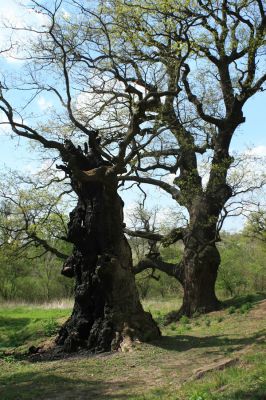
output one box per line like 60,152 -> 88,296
57,141 -> 160,353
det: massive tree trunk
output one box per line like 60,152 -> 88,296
136,240 -> 220,320
178,194 -> 223,317
179,237 -> 220,317
134,195 -> 224,319
56,141 -> 160,353
176,133 -> 235,317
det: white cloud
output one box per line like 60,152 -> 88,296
0,0 -> 49,63
62,10 -> 71,21
164,173 -> 176,185
0,112 -> 11,135
245,145 -> 266,157
37,96 -> 53,111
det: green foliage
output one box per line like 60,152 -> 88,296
0,209 -> 73,303
204,319 -> 211,327
0,181 -> 74,303
189,392 -> 210,400
239,302 -> 252,314
42,318 -> 59,336
244,209 -> 266,242
0,354 -> 17,363
134,242 -> 183,299
152,310 -> 166,326
0,247 -> 74,303
180,315 -> 190,325
135,232 -> 265,302
228,306 -> 236,314
1,226 -> 265,305
170,323 -> 177,331
216,233 -> 266,298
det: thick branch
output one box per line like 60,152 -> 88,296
28,231 -> 68,260
119,175 -> 180,200
134,257 -> 184,284
162,228 -> 185,247
0,96 -> 64,154
124,228 -> 163,242
140,148 -> 180,158
125,226 -> 184,246
182,64 -> 223,127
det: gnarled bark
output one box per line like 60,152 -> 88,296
134,241 -> 220,320
134,195 -> 224,320
57,141 -> 160,353
177,241 -> 220,318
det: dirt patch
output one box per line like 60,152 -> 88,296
249,299 -> 266,319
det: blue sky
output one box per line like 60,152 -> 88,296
0,0 -> 265,232
231,92 -> 266,153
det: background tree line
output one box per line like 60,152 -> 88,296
1,199 -> 265,303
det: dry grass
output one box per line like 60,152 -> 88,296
0,298 -> 74,309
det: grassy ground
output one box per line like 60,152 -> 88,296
0,294 -> 265,400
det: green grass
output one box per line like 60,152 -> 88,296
0,306 -> 71,353
0,294 -> 265,399
222,293 -> 264,309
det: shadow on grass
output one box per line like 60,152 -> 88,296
151,329 -> 266,353
222,292 -> 266,309
0,370 -> 132,400
0,317 -> 33,348
218,383 -> 266,400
